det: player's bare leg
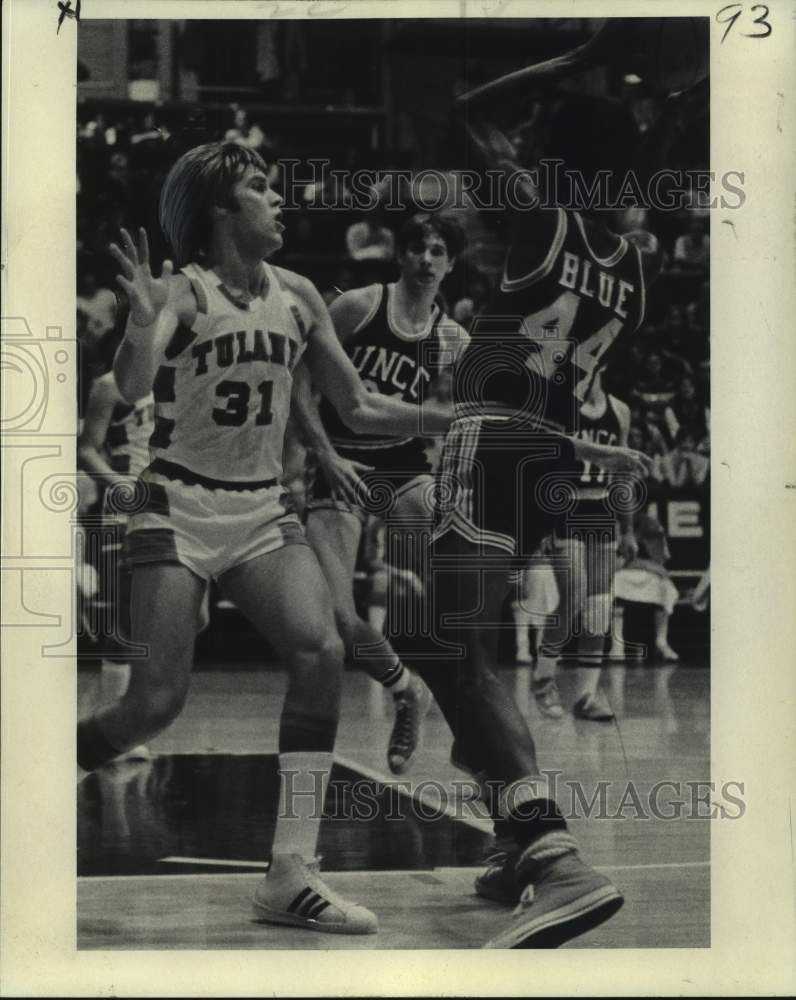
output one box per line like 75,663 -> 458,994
306,495 -> 431,775
533,537 -> 586,719
77,563 -> 206,781
219,543 -> 377,935
573,540 -> 617,722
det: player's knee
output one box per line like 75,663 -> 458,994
293,633 -> 345,674
137,681 -> 189,732
584,593 -> 612,635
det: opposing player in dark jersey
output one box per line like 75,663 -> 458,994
392,102 -> 658,946
76,142 -> 452,937
293,213 -> 468,774
532,364 -> 638,722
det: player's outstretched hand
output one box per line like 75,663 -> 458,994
598,445 -> 653,479
316,450 -> 374,506
110,227 -> 174,327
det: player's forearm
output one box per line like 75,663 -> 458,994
113,315 -> 167,402
77,444 -> 122,487
345,392 -> 451,437
291,384 -> 337,459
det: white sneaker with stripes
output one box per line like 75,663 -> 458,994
253,854 -> 378,935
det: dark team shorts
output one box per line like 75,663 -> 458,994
123,466 -> 306,582
432,416 -> 581,558
305,441 -> 435,522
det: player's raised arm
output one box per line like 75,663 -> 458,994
454,20 -> 628,111
110,227 -> 193,402
291,275 -> 452,438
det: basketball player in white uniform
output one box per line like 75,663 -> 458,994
77,142 -> 451,936
293,212 -> 469,774
78,368 -> 156,758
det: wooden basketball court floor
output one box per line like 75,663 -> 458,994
77,660 -> 710,950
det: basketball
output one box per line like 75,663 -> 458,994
632,17 -> 710,93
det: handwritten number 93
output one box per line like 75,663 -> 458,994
716,4 -> 772,43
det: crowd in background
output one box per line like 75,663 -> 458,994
76,94 -> 710,491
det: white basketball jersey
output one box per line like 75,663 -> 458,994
106,392 -> 155,478
149,262 -> 307,483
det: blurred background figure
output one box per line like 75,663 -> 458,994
610,512 -> 680,662
673,216 -> 709,269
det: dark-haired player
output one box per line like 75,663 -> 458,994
293,212 -> 469,774
395,100 -> 659,946
77,142 -> 451,936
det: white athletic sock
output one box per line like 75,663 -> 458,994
271,752 -> 333,862
389,664 -> 411,695
100,660 -> 131,704
574,665 -> 600,700
534,653 -> 559,683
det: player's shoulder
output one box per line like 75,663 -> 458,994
436,315 -> 470,349
335,283 -> 381,313
170,271 -> 200,325
329,283 -> 382,334
270,264 -> 317,299
269,266 -> 327,332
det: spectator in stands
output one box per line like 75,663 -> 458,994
686,278 -> 710,333
225,106 -> 267,153
610,511 -> 680,662
628,408 -> 668,482
77,259 -> 117,346
345,214 -> 396,263
131,110 -> 168,146
658,428 -> 710,488
659,304 -> 707,372
633,351 -> 676,410
663,375 -> 709,447
673,216 -> 709,269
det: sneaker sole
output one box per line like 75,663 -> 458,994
483,885 -> 624,949
252,899 -> 377,935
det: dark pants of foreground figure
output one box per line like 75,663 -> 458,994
395,528 -> 542,790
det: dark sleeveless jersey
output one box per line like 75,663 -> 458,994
319,283 -> 466,467
572,392 -> 624,510
452,209 -> 647,435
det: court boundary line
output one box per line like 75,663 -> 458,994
78,859 -> 710,883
